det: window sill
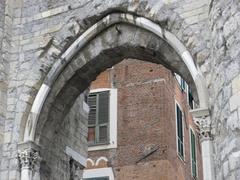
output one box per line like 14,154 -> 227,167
88,143 -> 117,151
191,176 -> 197,180
177,154 -> 185,164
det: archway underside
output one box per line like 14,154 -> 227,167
35,25 -> 207,179
36,24 -> 196,144
20,13 -> 209,152
16,12 -> 210,180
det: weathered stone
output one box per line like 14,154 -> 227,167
223,16 -> 238,37
230,92 -> 240,112
232,75 -> 240,95
223,160 -> 229,178
227,110 -> 240,131
0,0 -> 239,179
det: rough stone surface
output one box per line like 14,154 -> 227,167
0,0 -> 239,179
209,0 -> 240,179
39,93 -> 88,180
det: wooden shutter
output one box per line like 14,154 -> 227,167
97,91 -> 109,143
188,87 -> 194,109
181,78 -> 186,91
191,129 -> 197,178
88,93 -> 97,126
87,91 -> 110,144
98,126 -> 108,143
87,93 -> 97,143
177,105 -> 184,158
98,91 -> 109,124
84,176 -> 109,180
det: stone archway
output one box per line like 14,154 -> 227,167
18,13 -> 211,180
24,13 -> 209,142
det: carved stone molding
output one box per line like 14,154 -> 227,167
18,149 -> 41,170
18,141 -> 41,170
194,116 -> 213,141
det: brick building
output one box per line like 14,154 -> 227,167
83,59 -> 203,180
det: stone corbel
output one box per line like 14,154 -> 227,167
190,108 -> 213,141
194,115 -> 213,141
18,149 -> 40,169
18,141 -> 41,180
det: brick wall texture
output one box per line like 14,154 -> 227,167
0,0 -> 240,179
88,59 -> 203,180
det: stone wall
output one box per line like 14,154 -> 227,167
1,0 -> 211,178
6,0 -> 212,144
2,0 -> 240,179
0,0 -> 11,179
39,93 -> 88,180
0,0 -> 5,167
210,0 -> 240,179
1,0 -> 26,177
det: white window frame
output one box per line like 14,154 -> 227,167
186,85 -> 195,109
175,73 -> 187,92
175,100 -> 185,161
82,167 -> 114,180
88,88 -> 117,151
189,127 -> 198,179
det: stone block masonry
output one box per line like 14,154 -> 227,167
210,0 -> 240,179
0,0 -> 239,179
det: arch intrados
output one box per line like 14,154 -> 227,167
35,44 -> 187,144
23,13 -> 209,143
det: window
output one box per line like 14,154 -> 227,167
87,88 -> 117,151
88,91 -> 109,145
82,167 -> 114,180
190,128 -> 197,179
83,177 -> 109,180
188,87 -> 194,109
180,77 -> 186,91
175,73 -> 186,91
176,103 -> 184,159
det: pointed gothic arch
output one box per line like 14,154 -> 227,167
22,13 -> 209,143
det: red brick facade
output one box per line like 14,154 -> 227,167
85,59 -> 203,180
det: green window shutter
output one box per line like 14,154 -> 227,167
98,91 -> 109,124
87,91 -> 110,145
188,87 -> 194,109
191,129 -> 197,178
83,177 -> 109,180
98,125 -> 108,143
88,94 -> 97,126
177,106 -> 181,155
181,78 -> 186,91
88,94 -> 97,144
176,105 -> 184,158
96,91 -> 109,143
